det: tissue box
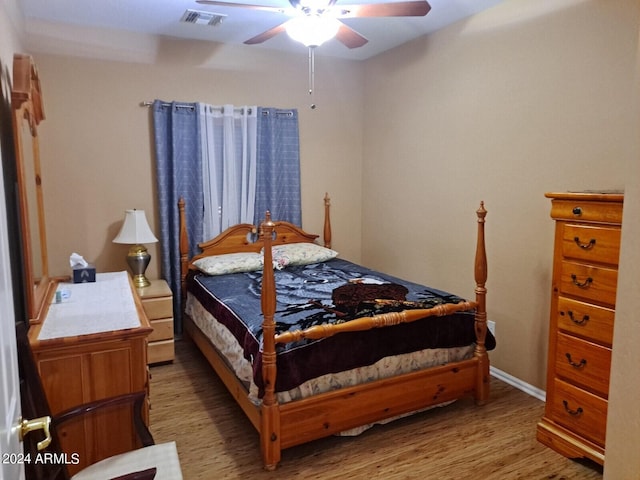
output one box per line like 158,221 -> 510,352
72,264 -> 96,283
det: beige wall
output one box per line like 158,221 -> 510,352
30,42 -> 363,279
363,0 -> 639,391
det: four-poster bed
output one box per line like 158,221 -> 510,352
178,195 -> 491,470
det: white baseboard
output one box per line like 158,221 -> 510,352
490,366 -> 546,402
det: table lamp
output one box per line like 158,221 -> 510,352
113,209 -> 158,288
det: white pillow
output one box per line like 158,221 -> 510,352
269,243 -> 338,267
193,252 -> 263,276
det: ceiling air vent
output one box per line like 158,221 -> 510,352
180,9 -> 226,27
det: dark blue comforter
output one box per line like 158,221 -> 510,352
188,258 -> 495,396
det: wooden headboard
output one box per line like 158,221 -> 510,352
190,219 -> 320,262
178,194 -> 332,296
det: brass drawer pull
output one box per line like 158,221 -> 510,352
562,400 -> 584,417
565,353 -> 587,368
566,311 -> 590,325
573,237 -> 596,250
571,274 -> 593,288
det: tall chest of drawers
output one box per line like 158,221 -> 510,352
537,192 -> 623,465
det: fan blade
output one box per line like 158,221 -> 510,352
244,20 -> 291,44
335,22 -> 368,49
336,0 -> 431,18
196,0 -> 288,14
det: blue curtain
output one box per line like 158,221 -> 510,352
152,103 -> 300,333
253,108 -> 301,227
152,100 -> 202,333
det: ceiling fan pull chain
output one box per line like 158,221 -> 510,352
309,46 -> 316,110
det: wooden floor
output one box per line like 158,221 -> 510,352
149,339 -> 604,479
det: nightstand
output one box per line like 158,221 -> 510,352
137,279 -> 175,365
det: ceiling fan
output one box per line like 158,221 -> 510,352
196,0 -> 432,49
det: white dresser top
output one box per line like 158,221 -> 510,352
38,271 -> 140,340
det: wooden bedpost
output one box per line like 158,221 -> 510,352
473,201 -> 490,405
178,197 -> 189,307
259,212 -> 281,470
323,192 -> 332,249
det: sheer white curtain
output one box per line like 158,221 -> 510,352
199,103 -> 258,240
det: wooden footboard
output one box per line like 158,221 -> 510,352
278,358 -> 479,449
179,196 -> 489,470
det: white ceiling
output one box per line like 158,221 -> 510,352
19,0 -> 505,61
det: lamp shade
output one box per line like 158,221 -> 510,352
113,209 -> 158,245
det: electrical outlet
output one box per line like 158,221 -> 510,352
488,320 -> 496,336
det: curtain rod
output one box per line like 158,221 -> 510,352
140,101 -> 293,116
140,101 -> 194,109
140,101 -> 252,115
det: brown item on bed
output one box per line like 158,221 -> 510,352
331,282 -> 409,314
179,194 -> 489,470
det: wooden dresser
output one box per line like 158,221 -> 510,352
537,192 -> 623,465
137,279 -> 175,364
28,272 -> 152,476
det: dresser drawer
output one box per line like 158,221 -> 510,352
557,297 -> 614,346
561,224 -> 621,265
142,296 -> 173,320
148,317 -> 174,342
559,261 -> 618,306
555,332 -> 611,396
550,199 -> 623,224
551,379 -> 608,447
148,339 -> 175,364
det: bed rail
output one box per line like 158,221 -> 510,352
274,300 -> 477,344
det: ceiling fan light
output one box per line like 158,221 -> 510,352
286,16 -> 340,47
